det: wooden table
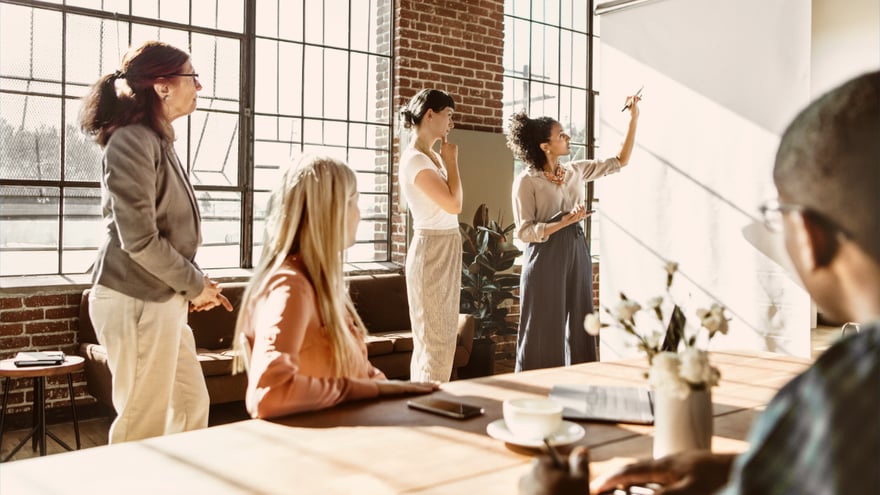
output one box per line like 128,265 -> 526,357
0,351 -> 809,494
0,355 -> 84,461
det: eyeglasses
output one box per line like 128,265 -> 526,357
758,199 -> 850,240
163,73 -> 199,82
758,199 -> 804,232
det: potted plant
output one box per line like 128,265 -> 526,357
458,204 -> 523,378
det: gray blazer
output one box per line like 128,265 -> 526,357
92,124 -> 204,302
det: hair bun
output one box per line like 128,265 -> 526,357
400,108 -> 415,128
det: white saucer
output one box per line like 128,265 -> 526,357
486,419 -> 585,448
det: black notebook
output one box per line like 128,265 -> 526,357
13,351 -> 65,367
549,384 -> 655,425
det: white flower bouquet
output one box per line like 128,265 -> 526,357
584,262 -> 728,399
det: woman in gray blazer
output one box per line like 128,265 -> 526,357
80,40 -> 232,444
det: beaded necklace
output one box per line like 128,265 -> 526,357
543,165 -> 565,186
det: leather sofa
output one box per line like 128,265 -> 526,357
77,272 -> 475,408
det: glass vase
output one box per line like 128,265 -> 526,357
652,387 -> 713,459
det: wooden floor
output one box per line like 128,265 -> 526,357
0,325 -> 848,464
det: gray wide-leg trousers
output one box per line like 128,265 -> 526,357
515,223 -> 597,372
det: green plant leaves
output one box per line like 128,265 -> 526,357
458,204 -> 524,340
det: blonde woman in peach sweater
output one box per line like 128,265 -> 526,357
233,155 -> 438,419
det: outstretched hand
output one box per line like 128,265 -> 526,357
590,451 -> 735,495
375,380 -> 440,396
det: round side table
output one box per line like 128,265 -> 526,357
0,355 -> 84,461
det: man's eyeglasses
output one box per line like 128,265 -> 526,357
758,199 -> 804,232
759,199 -> 849,240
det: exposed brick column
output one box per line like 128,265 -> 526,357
391,0 -> 505,263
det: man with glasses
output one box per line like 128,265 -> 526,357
522,70 -> 880,494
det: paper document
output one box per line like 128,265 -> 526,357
549,384 -> 654,425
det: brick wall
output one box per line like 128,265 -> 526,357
390,0 -> 505,263
0,287 -> 95,425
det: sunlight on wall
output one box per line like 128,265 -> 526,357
596,43 -> 812,360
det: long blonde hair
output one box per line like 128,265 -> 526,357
233,154 -> 367,376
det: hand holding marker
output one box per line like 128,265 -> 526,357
621,85 -> 644,112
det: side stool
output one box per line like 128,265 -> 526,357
0,355 -> 84,461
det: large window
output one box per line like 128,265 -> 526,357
0,0 -> 392,277
502,0 -> 598,248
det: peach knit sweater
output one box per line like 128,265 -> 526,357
244,258 -> 385,419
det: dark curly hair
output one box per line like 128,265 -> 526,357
400,89 -> 455,129
506,111 -> 557,171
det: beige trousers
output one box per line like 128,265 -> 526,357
89,284 -> 209,444
406,228 -> 462,382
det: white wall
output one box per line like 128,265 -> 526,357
453,129 -> 516,227
811,0 -> 880,98
596,0 -> 814,360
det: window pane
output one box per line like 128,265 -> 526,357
62,187 -> 101,273
324,49 -> 349,120
132,1 -> 188,25
192,34 -> 241,112
0,186 -> 59,275
0,94 -> 61,181
561,0 -> 590,32
65,14 -> 127,92
560,31 -> 588,87
188,110 -> 241,187
531,24 -> 560,84
529,82 -> 559,119
350,151 -> 390,189
532,0 -> 560,25
192,0 -> 245,32
65,0 -> 130,14
65,101 -> 102,182
505,18 -> 530,77
559,87 -> 588,146
303,46 -> 325,117
130,24 -> 190,53
278,0 -> 305,41
304,1 -> 325,45
508,0 -> 530,17
323,0 -> 349,49
503,77 -> 527,123
350,0 -> 379,53
0,6 -> 62,85
195,190 -> 241,269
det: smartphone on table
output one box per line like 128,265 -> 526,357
407,397 -> 485,419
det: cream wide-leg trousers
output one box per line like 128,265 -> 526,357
406,228 -> 462,382
88,284 -> 209,444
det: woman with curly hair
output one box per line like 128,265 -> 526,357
232,154 -> 438,419
398,89 -> 463,382
508,94 -> 641,371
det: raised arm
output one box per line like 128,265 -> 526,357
616,94 -> 641,167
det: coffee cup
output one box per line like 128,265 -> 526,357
502,397 -> 563,440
